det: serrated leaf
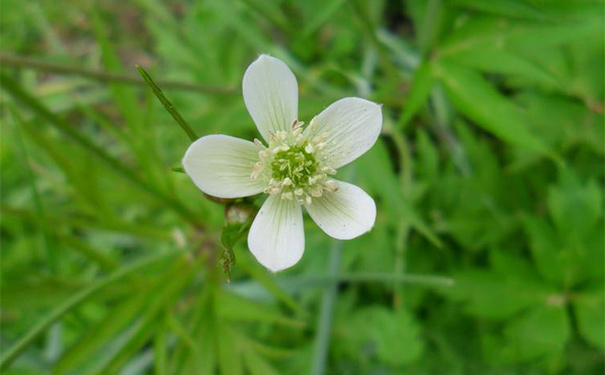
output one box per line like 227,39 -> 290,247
574,289 -> 605,350
337,306 -> 424,366
446,251 -> 551,319
503,305 -> 570,361
547,170 -> 602,241
523,215 -> 566,285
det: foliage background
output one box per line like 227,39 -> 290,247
1,0 -> 604,374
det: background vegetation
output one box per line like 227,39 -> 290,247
1,0 -> 603,374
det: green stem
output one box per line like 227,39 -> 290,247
136,66 -> 198,142
310,240 -> 342,375
274,272 -> 455,288
0,53 -> 236,95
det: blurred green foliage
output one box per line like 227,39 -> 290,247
1,0 -> 603,374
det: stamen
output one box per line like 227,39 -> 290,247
252,121 -> 336,205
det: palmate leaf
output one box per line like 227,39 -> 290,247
447,250 -> 573,365
445,250 -> 553,320
516,92 -> 605,155
574,288 -> 605,350
522,169 -> 605,287
482,304 -> 570,367
336,306 -> 424,367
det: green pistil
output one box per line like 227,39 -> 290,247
270,145 -> 318,187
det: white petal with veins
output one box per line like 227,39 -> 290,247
305,180 -> 376,240
248,194 -> 305,272
182,135 -> 265,198
306,97 -> 382,169
243,54 -> 298,143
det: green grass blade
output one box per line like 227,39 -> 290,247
9,107 -> 58,272
0,251 -> 180,371
398,61 -> 434,128
0,72 -> 201,225
434,61 -> 562,164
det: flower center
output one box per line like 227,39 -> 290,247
251,121 -> 337,205
270,146 -> 318,186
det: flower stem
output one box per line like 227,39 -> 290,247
311,240 -> 342,375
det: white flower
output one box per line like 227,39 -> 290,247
183,55 -> 382,272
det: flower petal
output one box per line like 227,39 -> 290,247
243,54 -> 299,142
306,97 -> 382,169
306,180 -> 376,240
248,195 -> 304,272
182,134 -> 265,198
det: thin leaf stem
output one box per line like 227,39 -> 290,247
136,66 -> 198,142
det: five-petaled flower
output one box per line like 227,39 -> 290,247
183,55 -> 382,272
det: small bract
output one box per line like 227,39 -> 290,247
183,55 -> 382,272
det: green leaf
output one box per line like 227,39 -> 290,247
96,256 -> 201,374
574,289 -> 605,350
502,305 -> 570,361
0,251 -> 179,371
243,347 -> 281,375
446,251 -> 550,319
90,8 -> 142,134
371,308 -> 424,366
357,141 -> 442,247
439,13 -> 603,57
547,170 -> 602,241
523,215 -> 566,285
238,251 -> 301,313
0,72 -> 200,225
337,306 -> 424,366
449,0 -> 543,19
53,293 -> 148,374
442,47 -> 560,86
398,61 -> 434,128
434,61 -> 558,162
215,292 -> 304,328
217,324 -> 244,375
